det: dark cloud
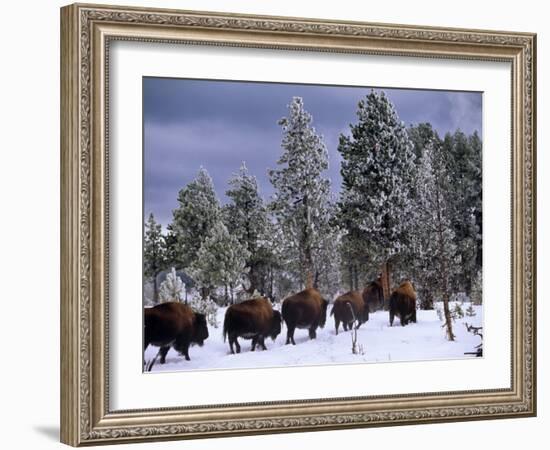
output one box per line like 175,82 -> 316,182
144,77 -> 482,227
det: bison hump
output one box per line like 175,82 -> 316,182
395,281 -> 416,300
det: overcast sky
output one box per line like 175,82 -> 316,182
144,77 -> 482,227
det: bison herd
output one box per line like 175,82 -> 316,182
143,279 -> 417,370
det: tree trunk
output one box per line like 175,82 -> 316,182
303,193 -> 314,290
305,271 -> 314,290
381,261 -> 391,302
348,264 -> 354,291
247,264 -> 258,294
434,176 -> 455,341
269,266 -> 274,301
439,241 -> 455,340
152,276 -> 158,303
442,291 -> 455,341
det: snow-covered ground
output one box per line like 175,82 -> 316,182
144,303 -> 483,373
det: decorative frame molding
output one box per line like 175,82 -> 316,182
60,3 -> 536,446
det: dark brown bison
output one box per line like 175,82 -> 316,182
389,280 -> 417,327
282,288 -> 328,345
144,302 -> 209,370
330,291 -> 369,334
362,278 -> 384,313
223,297 -> 282,354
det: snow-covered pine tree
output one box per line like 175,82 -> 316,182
452,302 -> 464,320
188,295 -> 219,328
171,168 -> 221,269
312,197 -> 343,299
162,223 -> 179,270
158,267 -> 185,303
408,122 -> 442,160
269,97 -> 333,290
406,124 -> 441,309
338,90 -> 416,299
224,162 -> 273,294
189,221 -> 250,303
442,130 -> 482,295
260,217 -> 288,301
413,139 -> 459,340
144,213 -> 166,303
471,269 -> 482,305
468,131 -> 483,277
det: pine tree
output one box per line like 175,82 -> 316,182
158,267 -> 185,303
188,295 -> 219,328
471,269 -> 483,305
468,131 -> 483,273
312,198 -> 343,299
338,90 -> 416,299
144,213 -> 166,303
408,122 -> 442,160
412,139 -> 458,340
189,221 -> 250,303
269,97 -> 333,289
224,162 -> 273,294
452,302 -> 464,320
171,168 -> 221,269
442,130 -> 482,294
162,224 -> 179,270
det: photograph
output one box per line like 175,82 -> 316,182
58,2 -> 536,445
142,78 -> 484,372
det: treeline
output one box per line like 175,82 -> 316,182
145,92 -> 482,337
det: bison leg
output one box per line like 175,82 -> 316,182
412,310 -> 417,323
286,326 -> 296,345
182,343 -> 191,360
343,322 -> 348,332
260,336 -> 267,351
334,318 -> 340,335
175,338 -> 191,361
389,311 -> 395,327
251,336 -> 257,352
308,326 -> 317,340
228,334 -> 241,354
229,335 -> 241,354
159,346 -> 170,364
355,320 -> 363,330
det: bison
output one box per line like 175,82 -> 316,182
282,288 -> 328,345
223,297 -> 282,354
362,278 -> 384,313
144,302 -> 209,371
330,291 -> 369,335
389,280 -> 417,327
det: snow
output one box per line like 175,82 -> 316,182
144,303 -> 483,373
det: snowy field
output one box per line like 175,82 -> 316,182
144,303 -> 483,373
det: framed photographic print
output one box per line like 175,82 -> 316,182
60,3 -> 537,446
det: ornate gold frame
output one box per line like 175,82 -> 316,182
60,3 -> 536,446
